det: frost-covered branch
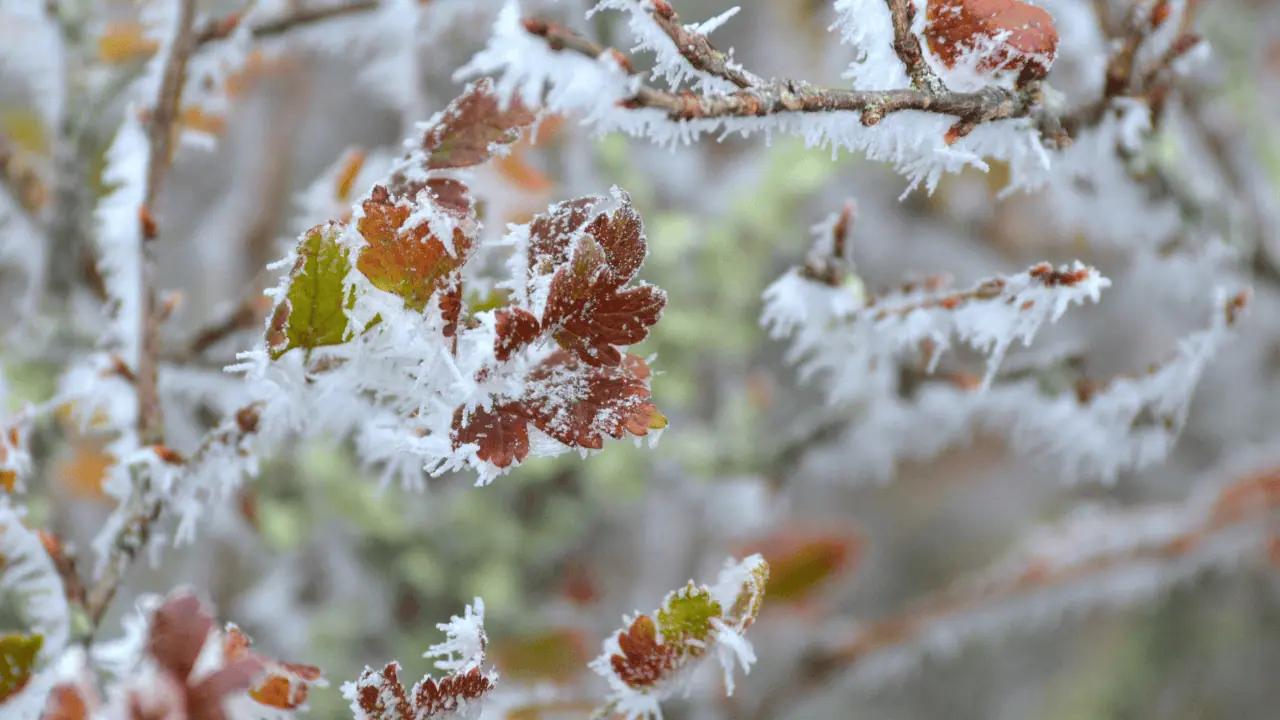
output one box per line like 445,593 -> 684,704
514,2 -> 1047,136
806,462 -> 1280,690
467,0 -> 1068,190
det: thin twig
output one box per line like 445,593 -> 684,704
648,0 -> 757,88
195,0 -> 381,46
85,0 -> 200,630
884,0 -> 945,94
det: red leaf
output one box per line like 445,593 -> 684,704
452,403 -> 531,469
353,663 -> 414,720
494,307 -> 542,362
421,79 -> 536,170
527,196 -> 598,281
925,0 -> 1058,85
147,593 -> 214,681
525,351 -> 665,450
351,662 -> 494,720
609,615 -> 677,689
412,667 -> 495,718
541,216 -> 665,367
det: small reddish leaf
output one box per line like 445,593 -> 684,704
527,196 -> 598,280
412,667 -> 495,718
609,616 -> 677,689
525,351 -> 666,450
356,185 -> 471,312
541,228 -> 665,368
925,0 -> 1059,85
223,625 -> 323,710
354,663 -> 414,720
494,307 -> 542,362
147,593 -> 214,681
452,403 -> 531,469
421,79 -> 536,170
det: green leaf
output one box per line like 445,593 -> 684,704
657,584 -> 721,650
268,225 -> 354,359
0,633 -> 41,702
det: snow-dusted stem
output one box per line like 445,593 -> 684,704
86,0 -> 198,630
522,2 -> 1061,144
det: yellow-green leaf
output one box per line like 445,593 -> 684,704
0,633 -> 41,702
657,584 -> 721,650
268,225 -> 354,359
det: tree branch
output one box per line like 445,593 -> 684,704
86,0 -> 199,631
522,13 -> 1054,145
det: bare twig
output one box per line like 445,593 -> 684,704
195,0 -> 381,46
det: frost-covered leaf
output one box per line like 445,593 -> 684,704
223,624 -> 325,710
924,0 -> 1059,86
251,88 -> 669,483
0,633 -> 41,703
608,615 -> 677,690
268,225 -> 354,359
356,185 -> 472,313
593,555 -> 769,718
344,599 -> 495,719
421,78 -> 536,170
524,351 -> 666,450
493,307 -> 541,363
656,585 -> 721,651
451,403 -> 530,470
540,203 -> 664,367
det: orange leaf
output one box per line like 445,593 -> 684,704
356,185 -> 471,312
98,22 -> 158,63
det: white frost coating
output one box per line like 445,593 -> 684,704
0,503 -> 70,660
808,291 -> 1241,484
590,0 -> 751,95
95,114 -> 150,368
762,261 -> 1109,400
426,598 -> 489,674
831,0 -> 911,91
1043,100 -> 1181,247
0,502 -> 70,719
464,1 -> 1054,193
236,103 -> 661,485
